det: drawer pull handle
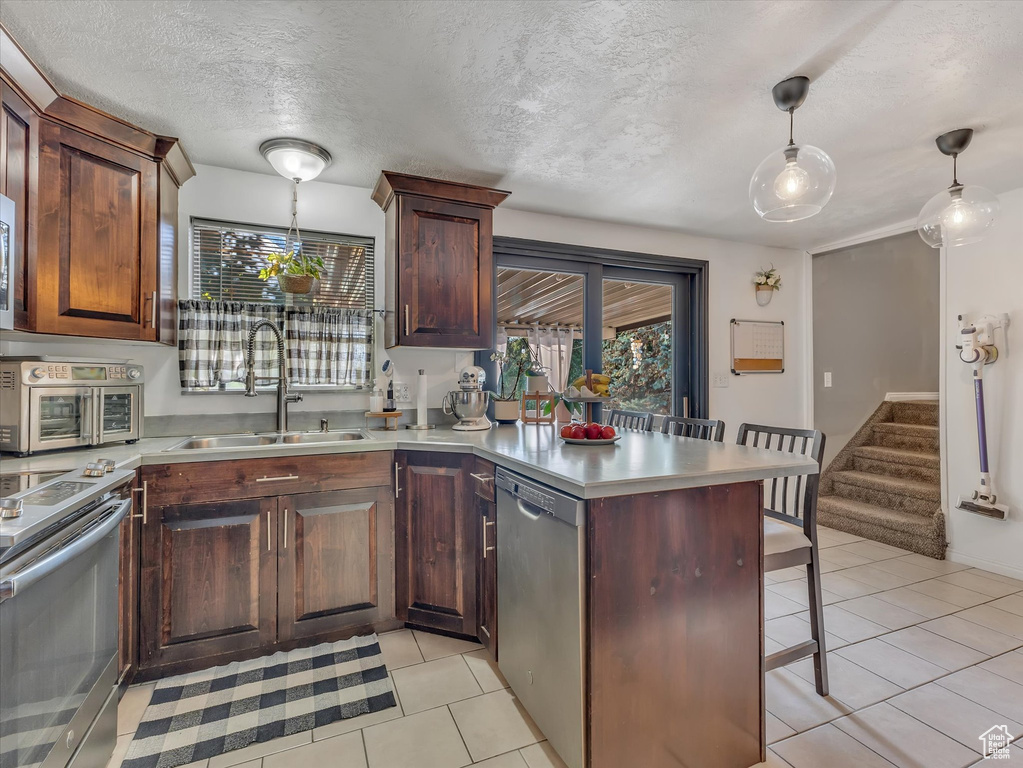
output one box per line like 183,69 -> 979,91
470,473 -> 494,483
267,511 -> 271,551
255,475 -> 300,482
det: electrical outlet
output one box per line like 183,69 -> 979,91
824,371 -> 833,388
393,381 -> 412,402
712,372 -> 730,388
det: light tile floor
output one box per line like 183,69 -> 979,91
109,527 -> 1023,768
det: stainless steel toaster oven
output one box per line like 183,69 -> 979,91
0,358 -> 144,455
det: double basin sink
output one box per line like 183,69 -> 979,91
167,430 -> 371,451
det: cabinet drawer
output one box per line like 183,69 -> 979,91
471,458 -> 496,501
143,451 -> 393,506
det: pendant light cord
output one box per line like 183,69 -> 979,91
788,108 -> 795,147
951,154 -> 960,187
285,179 -> 302,252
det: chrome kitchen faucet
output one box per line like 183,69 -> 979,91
244,319 -> 302,432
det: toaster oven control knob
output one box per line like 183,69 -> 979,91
30,367 -> 46,380
127,368 -> 141,380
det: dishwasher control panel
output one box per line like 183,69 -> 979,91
516,484 -> 555,514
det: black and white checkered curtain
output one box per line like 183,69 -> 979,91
178,301 -> 372,390
285,307 -> 373,387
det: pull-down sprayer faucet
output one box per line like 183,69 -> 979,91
244,319 -> 302,432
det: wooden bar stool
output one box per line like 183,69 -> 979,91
737,423 -> 829,696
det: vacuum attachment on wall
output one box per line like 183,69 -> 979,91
955,313 -> 1011,520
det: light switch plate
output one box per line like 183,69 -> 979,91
712,372 -> 730,388
824,371 -> 833,388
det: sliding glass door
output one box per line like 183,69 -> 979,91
480,239 -> 707,419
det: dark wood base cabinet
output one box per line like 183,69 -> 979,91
586,481 -> 765,768
137,456 -> 397,679
473,459 -> 497,656
395,451 -> 479,637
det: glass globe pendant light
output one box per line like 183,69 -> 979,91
749,76 -> 836,222
916,128 -> 999,248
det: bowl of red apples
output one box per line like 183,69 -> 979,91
559,421 -> 620,446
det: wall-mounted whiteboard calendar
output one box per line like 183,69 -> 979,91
730,319 -> 784,374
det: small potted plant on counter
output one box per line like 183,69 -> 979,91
490,347 -> 530,424
754,265 -> 781,306
259,248 -> 325,295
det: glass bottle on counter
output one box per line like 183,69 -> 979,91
370,379 -> 384,412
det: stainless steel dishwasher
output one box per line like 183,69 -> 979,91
496,468 -> 585,768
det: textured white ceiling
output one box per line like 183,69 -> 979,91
3,0 -> 1022,250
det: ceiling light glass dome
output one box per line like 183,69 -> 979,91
259,138 -> 332,182
916,129 -> 999,249
750,143 -> 836,222
749,76 -> 836,223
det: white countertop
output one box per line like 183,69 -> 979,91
0,424 -> 818,499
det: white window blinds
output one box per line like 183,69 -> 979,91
191,218 -> 374,309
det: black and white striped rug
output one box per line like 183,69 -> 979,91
122,634 -> 395,768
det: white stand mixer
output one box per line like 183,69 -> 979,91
443,366 -> 493,431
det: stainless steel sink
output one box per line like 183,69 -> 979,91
279,432 -> 367,444
170,435 -> 279,450
167,430 -> 370,450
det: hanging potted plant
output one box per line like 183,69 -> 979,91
490,347 -> 529,424
754,265 -> 781,306
259,248 -> 325,295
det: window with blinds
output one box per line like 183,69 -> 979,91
190,218 -> 374,308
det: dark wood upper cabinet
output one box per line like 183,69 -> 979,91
1,30 -> 193,343
36,120 -> 158,339
278,487 -> 396,643
373,172 -> 509,349
0,80 -> 34,329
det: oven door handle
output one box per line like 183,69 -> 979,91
0,498 -> 130,603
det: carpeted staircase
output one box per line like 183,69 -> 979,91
818,400 -> 946,559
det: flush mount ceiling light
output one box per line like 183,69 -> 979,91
749,76 -> 836,223
259,138 -> 332,182
916,128 -> 999,249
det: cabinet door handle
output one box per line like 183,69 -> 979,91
394,462 -> 402,498
482,518 -> 495,558
255,474 -> 300,483
131,481 -> 147,525
283,509 -> 288,549
143,291 -> 156,328
470,473 -> 494,483
404,304 -> 410,336
267,511 -> 271,551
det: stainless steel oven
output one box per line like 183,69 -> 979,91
0,359 -> 143,456
1,469 -> 133,768
0,193 -> 14,331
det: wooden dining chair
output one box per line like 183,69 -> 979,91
660,415 -> 725,442
737,423 -> 828,696
605,409 -> 654,431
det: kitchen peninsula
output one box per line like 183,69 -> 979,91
3,425 -> 814,768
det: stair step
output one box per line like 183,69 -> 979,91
891,401 -> 939,427
831,470 -> 940,516
872,422 -> 940,453
853,445 -> 940,468
852,446 -> 940,484
818,496 -> 946,559
819,496 -> 938,536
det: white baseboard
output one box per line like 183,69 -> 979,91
946,549 -> 1023,582
885,392 -> 940,402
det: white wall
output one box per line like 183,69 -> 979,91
942,186 -> 1023,579
1,165 -> 810,434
